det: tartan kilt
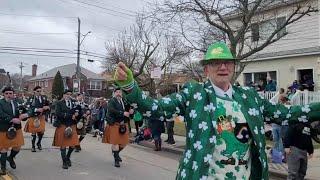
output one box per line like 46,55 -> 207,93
52,125 -> 79,148
102,123 -> 129,145
24,115 -> 46,133
0,129 -> 24,149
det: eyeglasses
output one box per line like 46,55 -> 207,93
4,92 -> 13,95
208,61 -> 235,68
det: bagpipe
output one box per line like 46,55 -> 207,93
7,101 -> 29,140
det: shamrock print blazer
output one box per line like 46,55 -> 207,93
125,80 -> 320,180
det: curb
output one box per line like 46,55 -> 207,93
129,137 -> 184,155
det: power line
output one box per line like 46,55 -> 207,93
94,0 -> 138,14
0,12 -> 77,19
0,47 -> 107,59
0,30 -> 75,35
0,51 -> 103,62
55,0 -> 134,20
70,0 -> 136,17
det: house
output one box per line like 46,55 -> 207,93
228,0 -> 320,91
27,64 -> 107,98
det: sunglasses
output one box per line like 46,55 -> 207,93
36,90 -> 42,92
208,61 -> 235,67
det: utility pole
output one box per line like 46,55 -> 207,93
75,17 -> 81,93
18,62 -> 25,91
77,17 -> 81,78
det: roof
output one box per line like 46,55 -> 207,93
247,46 -> 320,61
29,63 -> 104,81
0,69 -> 6,74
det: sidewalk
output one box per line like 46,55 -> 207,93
129,132 -> 320,180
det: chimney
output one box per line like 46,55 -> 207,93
32,64 -> 37,77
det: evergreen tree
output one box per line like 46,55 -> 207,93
52,71 -> 64,100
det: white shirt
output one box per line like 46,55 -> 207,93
211,81 -> 233,99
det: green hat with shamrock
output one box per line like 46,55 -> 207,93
200,42 -> 235,65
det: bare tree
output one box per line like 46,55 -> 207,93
102,16 -> 191,94
151,0 -> 318,80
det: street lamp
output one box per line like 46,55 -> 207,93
80,31 -> 91,46
75,29 -> 91,93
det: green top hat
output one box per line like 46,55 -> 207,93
200,42 -> 235,65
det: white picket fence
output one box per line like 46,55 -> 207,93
258,90 -> 320,105
257,91 -> 279,103
290,90 -> 320,105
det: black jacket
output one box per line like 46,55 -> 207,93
55,99 -> 78,127
107,97 -> 130,124
26,95 -> 50,117
0,99 -> 23,131
284,122 -> 314,154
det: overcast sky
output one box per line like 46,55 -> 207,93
0,0 -> 149,76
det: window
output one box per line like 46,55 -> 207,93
277,17 -> 286,38
44,80 -> 48,88
251,17 -> 286,42
251,23 -> 259,42
87,81 -> 102,90
243,71 -> 277,91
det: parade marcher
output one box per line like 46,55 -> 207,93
113,42 -> 320,179
0,87 -> 29,175
50,97 -> 58,124
24,86 -> 50,152
92,100 -> 101,137
52,89 -> 79,169
74,93 -> 89,152
103,88 -> 132,168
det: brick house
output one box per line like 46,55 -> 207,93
27,64 -> 107,98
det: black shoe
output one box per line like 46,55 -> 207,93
31,146 -> 36,152
37,143 -> 42,150
0,168 -> 6,175
75,145 -> 81,152
164,139 -> 169,143
62,161 -> 68,169
7,157 -> 16,169
114,160 -> 120,168
66,159 -> 72,167
118,156 -> 122,162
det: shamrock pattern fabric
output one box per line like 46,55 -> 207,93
124,80 -> 320,180
208,97 -> 251,180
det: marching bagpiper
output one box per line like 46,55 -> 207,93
24,86 -> 50,152
0,87 -> 29,175
52,89 -> 79,169
74,93 -> 89,152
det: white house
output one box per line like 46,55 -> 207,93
233,0 -> 320,90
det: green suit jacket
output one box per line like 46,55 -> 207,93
125,80 -> 320,180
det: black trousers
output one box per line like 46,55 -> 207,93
166,121 -> 175,143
